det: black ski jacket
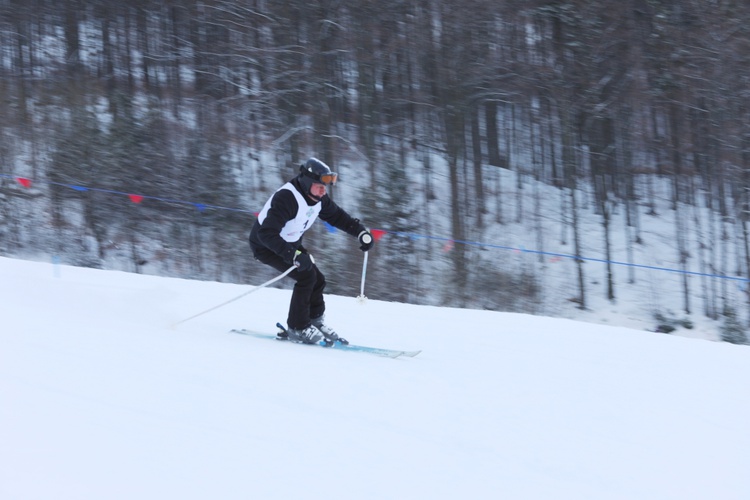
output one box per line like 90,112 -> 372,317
249,177 -> 365,264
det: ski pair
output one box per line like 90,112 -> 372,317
230,327 -> 421,359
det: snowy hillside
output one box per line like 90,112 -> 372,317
1,256 -> 749,500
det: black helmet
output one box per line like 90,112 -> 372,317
298,157 -> 338,199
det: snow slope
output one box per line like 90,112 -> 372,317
1,256 -> 749,500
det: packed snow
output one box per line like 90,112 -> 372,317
1,256 -> 749,500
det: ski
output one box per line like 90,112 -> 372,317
229,327 -> 421,359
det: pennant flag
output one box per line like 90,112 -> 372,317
128,194 -> 144,204
550,256 -> 562,263
442,240 -> 454,252
194,203 -> 206,212
371,229 -> 387,241
324,221 -> 337,234
16,177 -> 31,188
70,185 -> 89,192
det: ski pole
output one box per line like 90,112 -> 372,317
357,251 -> 369,303
170,265 -> 296,328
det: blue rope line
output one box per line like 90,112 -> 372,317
1,173 -> 255,214
383,229 -> 750,283
3,172 -> 749,283
84,185 -> 254,213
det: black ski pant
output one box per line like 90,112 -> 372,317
251,246 -> 326,330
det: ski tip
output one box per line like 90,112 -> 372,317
402,350 -> 422,357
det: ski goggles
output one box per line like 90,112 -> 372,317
317,172 -> 338,186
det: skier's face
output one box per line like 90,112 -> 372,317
309,182 -> 327,199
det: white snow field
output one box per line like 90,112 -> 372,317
1,256 -> 749,500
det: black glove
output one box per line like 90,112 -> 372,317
293,250 -> 314,271
358,230 -> 374,252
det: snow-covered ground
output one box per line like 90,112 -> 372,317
2,256 -> 749,500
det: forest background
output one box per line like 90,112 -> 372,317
2,0 -> 750,343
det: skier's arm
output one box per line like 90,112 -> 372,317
319,196 -> 367,237
319,197 -> 374,251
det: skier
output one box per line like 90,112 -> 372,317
249,157 -> 374,344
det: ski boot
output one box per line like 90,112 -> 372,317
285,324 -> 323,344
311,315 -> 349,346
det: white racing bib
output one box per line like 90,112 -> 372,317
257,182 -> 321,242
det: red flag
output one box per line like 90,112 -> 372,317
128,194 -> 144,204
16,177 -> 31,188
371,229 -> 387,241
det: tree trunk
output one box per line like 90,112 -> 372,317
471,107 -> 485,228
486,100 -> 502,167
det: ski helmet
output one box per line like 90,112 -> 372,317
298,157 -> 337,199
